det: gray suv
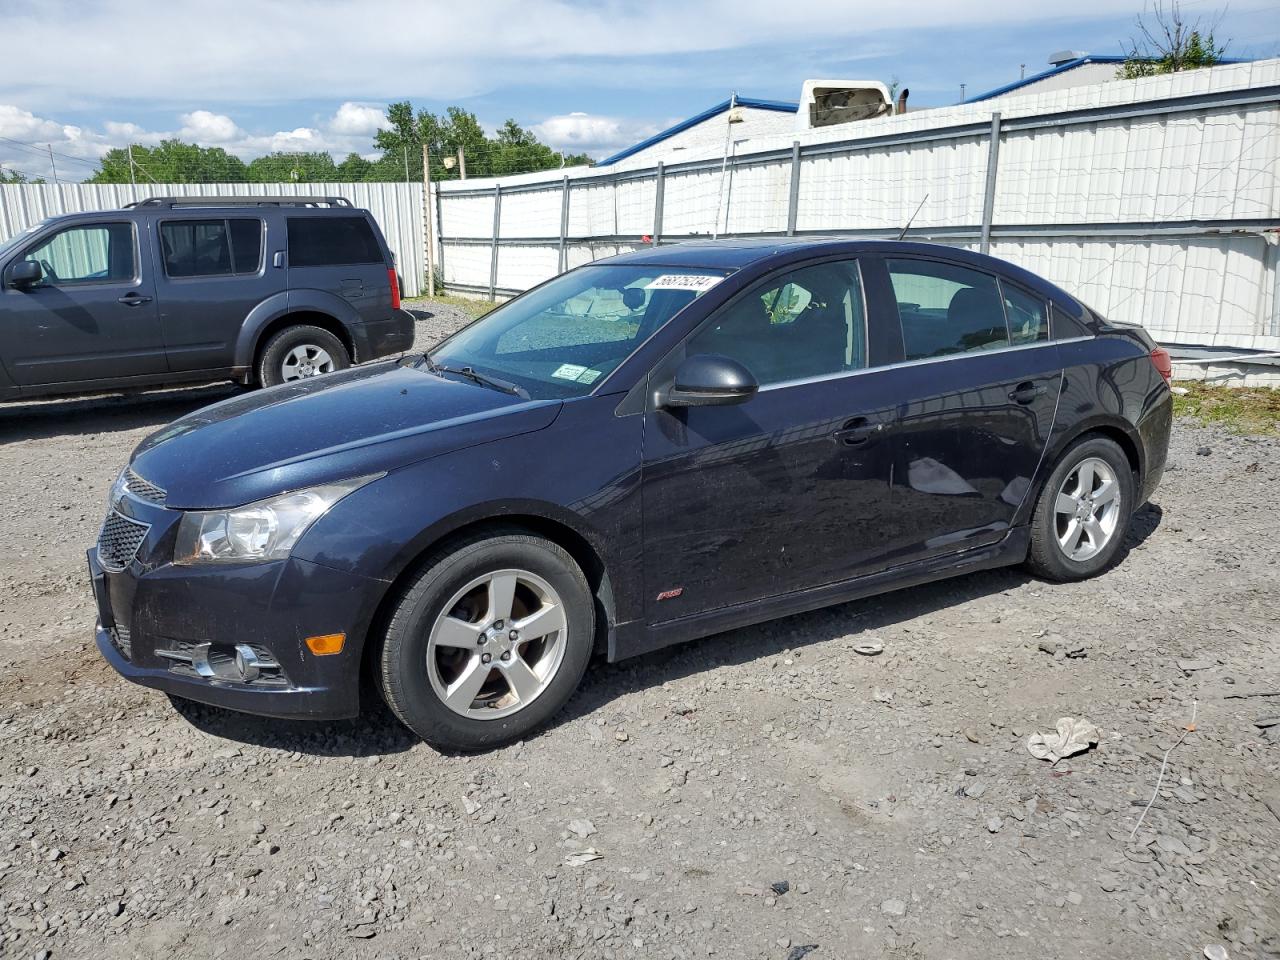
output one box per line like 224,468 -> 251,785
0,196 -> 413,400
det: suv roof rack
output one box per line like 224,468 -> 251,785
124,196 -> 353,209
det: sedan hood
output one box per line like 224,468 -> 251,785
131,362 -> 562,508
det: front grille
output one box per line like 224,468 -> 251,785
124,468 -> 166,505
97,512 -> 150,572
110,626 -> 132,661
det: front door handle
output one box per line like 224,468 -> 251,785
1008,382 -> 1046,405
832,417 -> 884,447
117,293 -> 153,306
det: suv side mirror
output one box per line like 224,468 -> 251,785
664,354 -> 759,407
7,260 -> 42,288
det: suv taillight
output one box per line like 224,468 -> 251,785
388,268 -> 401,311
1150,346 -> 1172,385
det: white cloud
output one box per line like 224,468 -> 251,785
532,112 -> 659,158
178,110 -> 242,143
329,102 -> 386,137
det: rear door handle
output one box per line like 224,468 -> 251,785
832,417 -> 885,446
1008,382 -> 1046,405
117,293 -> 153,306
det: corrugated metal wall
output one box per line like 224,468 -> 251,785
435,59 -> 1280,351
0,181 -> 427,296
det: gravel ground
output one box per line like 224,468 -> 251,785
0,303 -> 1277,960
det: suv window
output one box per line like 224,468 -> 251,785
688,259 -> 866,386
887,259 -> 1010,360
160,218 -> 263,278
22,223 -> 135,286
1001,281 -> 1049,345
287,216 -> 382,267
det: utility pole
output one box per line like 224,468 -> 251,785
712,91 -> 737,240
422,143 -> 436,298
47,145 -> 58,184
127,144 -> 136,186
403,146 -> 410,184
456,146 -> 466,181
960,83 -> 967,102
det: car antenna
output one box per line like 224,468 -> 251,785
897,193 -> 929,241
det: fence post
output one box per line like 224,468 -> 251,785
786,140 -> 801,237
489,184 -> 502,301
435,180 -> 446,291
653,162 -> 665,246
980,112 -> 1002,254
557,176 -> 570,273
422,145 -> 435,298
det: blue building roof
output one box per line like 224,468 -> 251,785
596,96 -> 798,167
965,53 -> 1251,102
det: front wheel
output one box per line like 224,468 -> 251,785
1025,435 -> 1135,582
379,533 -> 594,751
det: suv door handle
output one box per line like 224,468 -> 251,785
117,293 -> 153,306
1008,382 -> 1046,405
832,417 -> 884,446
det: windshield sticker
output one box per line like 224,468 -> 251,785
577,368 -> 602,384
552,363 -> 589,381
645,274 -> 723,293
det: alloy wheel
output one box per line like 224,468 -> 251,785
426,569 -> 568,720
1053,456 -> 1122,562
281,344 -> 335,381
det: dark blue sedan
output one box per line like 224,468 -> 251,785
89,239 -> 1173,750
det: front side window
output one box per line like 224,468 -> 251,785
687,259 -> 866,386
22,223 -> 135,285
430,264 -> 728,400
888,259 -> 1010,361
161,219 -> 262,277
287,216 -> 382,267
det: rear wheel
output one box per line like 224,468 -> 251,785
257,325 -> 349,388
379,533 -> 594,751
1026,435 -> 1134,582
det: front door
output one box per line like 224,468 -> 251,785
872,256 -> 1061,564
1,221 -> 165,387
641,258 -> 897,623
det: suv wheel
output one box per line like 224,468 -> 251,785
379,533 -> 594,751
1025,434 -> 1134,582
258,325 -> 350,387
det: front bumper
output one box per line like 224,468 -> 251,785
88,547 -> 384,721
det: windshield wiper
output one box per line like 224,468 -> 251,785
423,356 -> 528,398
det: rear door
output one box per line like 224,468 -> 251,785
285,213 -> 390,320
153,214 -> 277,372
0,220 -> 165,387
868,256 -> 1061,564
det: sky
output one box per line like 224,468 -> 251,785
1,0 -> 1278,181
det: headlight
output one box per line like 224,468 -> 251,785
173,476 -> 378,565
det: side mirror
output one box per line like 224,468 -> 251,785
7,260 -> 42,288
664,353 -> 759,408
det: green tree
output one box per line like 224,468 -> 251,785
89,140 -> 248,183
1119,1 -> 1228,78
0,168 -> 44,184
336,152 -> 374,181
246,152 -> 339,182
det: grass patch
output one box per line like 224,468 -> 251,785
1172,381 -> 1280,436
404,294 -> 496,319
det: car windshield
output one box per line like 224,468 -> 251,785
427,263 -> 731,400
0,221 -> 47,261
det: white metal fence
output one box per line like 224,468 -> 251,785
0,181 -> 427,296
434,59 -> 1280,352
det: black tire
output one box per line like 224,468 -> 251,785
256,324 -> 350,388
1025,434 -> 1135,582
379,532 -> 594,752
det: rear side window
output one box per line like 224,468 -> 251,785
287,216 -> 382,267
161,219 -> 262,277
1051,304 -> 1092,339
887,259 -> 1010,361
1000,281 -> 1049,345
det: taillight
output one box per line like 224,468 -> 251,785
1150,346 -> 1172,384
388,268 -> 401,310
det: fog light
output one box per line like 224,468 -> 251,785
233,643 -> 262,682
305,633 -> 345,656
